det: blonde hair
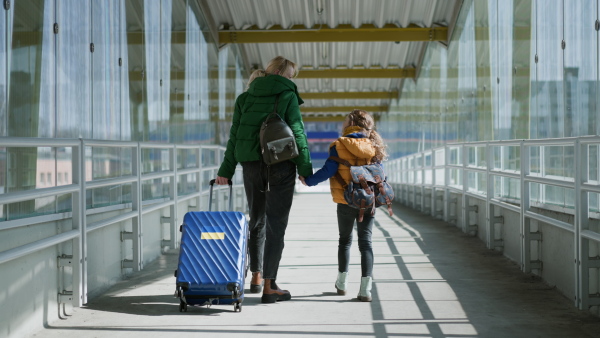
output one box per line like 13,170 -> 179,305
245,56 -> 298,90
246,69 -> 267,90
347,109 -> 388,163
265,56 -> 298,78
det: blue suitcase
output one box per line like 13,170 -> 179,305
175,179 -> 248,312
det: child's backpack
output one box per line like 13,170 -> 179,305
329,156 -> 394,222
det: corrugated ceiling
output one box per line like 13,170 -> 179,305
203,0 -> 462,119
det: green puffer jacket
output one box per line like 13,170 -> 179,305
217,74 -> 313,178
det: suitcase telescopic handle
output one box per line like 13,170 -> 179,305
208,179 -> 233,211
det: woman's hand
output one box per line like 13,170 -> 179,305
215,176 -> 230,185
298,176 -> 307,186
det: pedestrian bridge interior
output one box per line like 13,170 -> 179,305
2,0 -> 600,337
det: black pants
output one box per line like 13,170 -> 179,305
337,203 -> 374,277
241,160 -> 296,280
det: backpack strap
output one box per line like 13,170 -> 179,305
329,156 -> 351,188
264,95 -> 280,192
328,156 -> 352,168
333,172 -> 347,189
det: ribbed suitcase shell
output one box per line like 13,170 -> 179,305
176,210 -> 248,310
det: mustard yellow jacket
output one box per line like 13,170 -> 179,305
329,126 -> 376,204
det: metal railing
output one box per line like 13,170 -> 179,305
388,136 -> 600,310
0,137 -> 245,307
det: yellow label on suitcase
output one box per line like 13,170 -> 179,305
201,232 -> 225,240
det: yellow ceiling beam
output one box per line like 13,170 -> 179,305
301,91 -> 398,100
219,24 -> 447,43
297,68 -> 415,79
129,68 -> 414,81
302,106 -> 387,113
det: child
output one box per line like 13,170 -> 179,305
299,109 -> 388,302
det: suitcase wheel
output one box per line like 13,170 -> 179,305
234,302 -> 242,312
179,301 -> 187,312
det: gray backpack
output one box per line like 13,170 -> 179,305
259,95 -> 299,165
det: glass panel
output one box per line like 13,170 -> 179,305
91,0 -> 121,140
177,148 -> 198,169
57,0 -> 91,138
543,145 -> 574,178
478,172 -> 487,195
506,146 -> 520,171
144,0 -> 171,142
424,153 -> 432,167
477,146 -> 487,167
169,0 -> 186,144
531,0 -> 564,138
529,182 -> 541,207
458,2 -> 478,142
468,147 -> 476,166
494,176 -> 520,200
589,145 -> 599,183
564,0 -> 597,136
424,169 -> 432,185
202,148 -> 217,166
448,147 -> 461,165
0,1 -> 6,136
91,184 -> 127,208
178,173 -> 198,196
142,177 -> 171,201
590,192 -> 599,214
141,148 -> 170,174
435,168 -> 444,185
201,169 -> 212,192
449,168 -> 462,187
489,0 -> 514,140
435,149 -> 445,166
7,0 -> 56,219
512,0 -> 533,139
467,171 -> 477,192
126,0 -> 147,141
530,146 -> 541,174
492,146 -> 501,170
118,1 -> 131,141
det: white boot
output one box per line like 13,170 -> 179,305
335,271 -> 348,295
357,276 -> 372,302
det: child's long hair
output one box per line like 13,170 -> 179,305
347,109 -> 388,163
245,56 -> 298,90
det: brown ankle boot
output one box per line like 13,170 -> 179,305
261,279 -> 291,303
250,271 -> 264,293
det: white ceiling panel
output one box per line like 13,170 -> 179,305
204,0 -> 462,118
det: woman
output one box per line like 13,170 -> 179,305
299,109 -> 388,302
215,56 -> 313,303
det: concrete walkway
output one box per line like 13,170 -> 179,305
29,192 -> 600,338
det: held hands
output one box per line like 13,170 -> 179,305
298,176 -> 307,186
215,176 -> 230,185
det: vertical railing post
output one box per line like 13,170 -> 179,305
169,145 -> 178,249
72,139 -> 87,306
461,144 -> 468,233
575,139 -> 588,309
213,148 -> 220,211
421,152 -> 425,212
431,151 -> 436,217
520,140 -> 531,272
411,157 -> 416,209
132,143 -> 143,271
486,143 -> 494,249
444,145 -> 450,222
196,146 -> 203,211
